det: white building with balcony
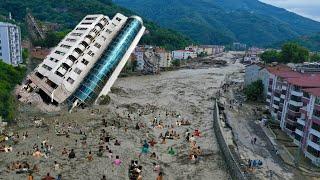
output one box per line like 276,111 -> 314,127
0,22 -> 22,66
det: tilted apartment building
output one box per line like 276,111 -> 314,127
22,13 -> 145,110
266,65 -> 320,165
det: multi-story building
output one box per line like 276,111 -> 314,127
265,64 -> 320,166
0,22 -> 22,66
297,88 -> 320,165
20,13 -> 145,110
155,47 -> 172,68
171,50 -> 197,60
244,63 -> 269,96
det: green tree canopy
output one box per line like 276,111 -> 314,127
244,80 -> 264,101
310,53 -> 320,62
0,61 -> 26,121
260,50 -> 280,63
280,42 -> 309,63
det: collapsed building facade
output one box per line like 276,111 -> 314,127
19,13 -> 145,111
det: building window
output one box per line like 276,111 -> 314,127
88,50 -> 94,57
76,27 -> 88,31
71,33 -> 83,37
85,17 -> 97,20
106,29 -> 112,34
60,44 -> 71,49
49,57 -> 59,63
42,64 -> 52,71
116,17 -> 122,22
94,43 -> 101,49
74,68 -> 82,75
81,22 -> 92,25
55,51 -> 66,56
81,59 -> 89,65
66,38 -> 77,42
35,72 -> 44,79
67,77 -> 75,84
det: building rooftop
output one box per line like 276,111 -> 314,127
286,74 -> 320,88
266,65 -> 303,78
303,88 -> 320,97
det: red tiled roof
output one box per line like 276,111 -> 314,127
286,75 -> 320,88
303,88 -> 320,97
266,65 -> 303,78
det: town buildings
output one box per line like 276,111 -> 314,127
0,22 -> 22,66
185,45 -> 224,56
265,64 -> 320,166
20,13 -> 145,110
171,50 -> 197,60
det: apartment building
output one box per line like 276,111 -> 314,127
0,22 -> 22,66
172,50 -> 197,60
265,65 -> 320,165
20,13 -> 145,109
244,63 -> 269,96
298,88 -> 320,165
155,47 -> 172,68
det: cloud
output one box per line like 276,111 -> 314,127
259,0 -> 320,22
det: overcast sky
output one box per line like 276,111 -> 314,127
259,0 -> 320,22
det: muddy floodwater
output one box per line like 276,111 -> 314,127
1,61 -> 244,180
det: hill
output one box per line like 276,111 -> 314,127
114,0 -> 320,46
272,33 -> 320,52
0,0 -> 192,50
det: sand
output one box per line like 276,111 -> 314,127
0,55 -> 244,180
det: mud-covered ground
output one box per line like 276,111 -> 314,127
1,55 -> 243,180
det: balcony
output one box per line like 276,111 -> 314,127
295,129 -> 303,136
57,67 -> 67,75
280,94 -> 286,99
65,59 -> 74,67
267,91 -> 271,96
297,118 -> 306,126
310,128 -> 320,138
291,90 -> 303,97
272,104 -> 279,109
307,140 -> 320,151
288,108 -> 301,116
289,100 -> 303,107
282,86 -> 287,90
266,98 -> 270,103
274,96 -> 281,102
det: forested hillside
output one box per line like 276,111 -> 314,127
115,0 -> 320,46
0,61 -> 26,121
0,0 -> 192,50
272,33 -> 320,52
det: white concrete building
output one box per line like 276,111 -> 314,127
21,13 -> 145,109
172,50 -> 197,60
0,22 -> 22,66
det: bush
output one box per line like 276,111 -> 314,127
171,60 -> 181,67
244,80 -> 264,101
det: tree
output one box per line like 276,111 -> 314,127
244,80 -> 264,101
260,50 -> 280,63
171,60 -> 180,67
281,42 -> 309,63
310,53 -> 320,62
